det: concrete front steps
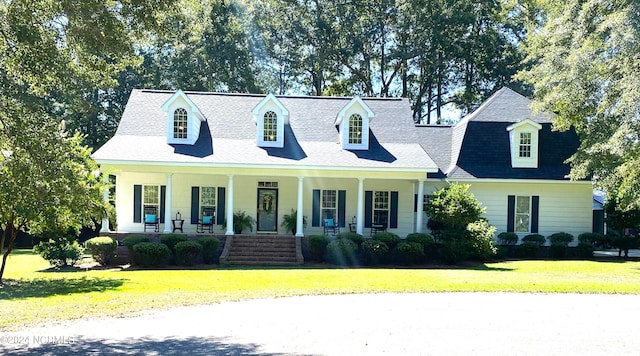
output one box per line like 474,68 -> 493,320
220,234 -> 304,266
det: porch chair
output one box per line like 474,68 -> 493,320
197,207 -> 215,233
143,206 -> 159,232
323,218 -> 340,237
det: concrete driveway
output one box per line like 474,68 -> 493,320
2,293 -> 640,355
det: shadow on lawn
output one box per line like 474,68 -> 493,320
0,277 -> 125,300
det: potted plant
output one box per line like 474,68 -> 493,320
224,210 -> 256,234
281,209 -> 308,235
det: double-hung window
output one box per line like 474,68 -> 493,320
515,196 -> 531,232
200,186 -> 216,218
321,190 -> 337,220
519,132 -> 531,158
373,191 -> 390,225
143,185 -> 160,213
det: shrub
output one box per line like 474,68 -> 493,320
547,232 -> 574,246
325,238 -> 358,266
373,232 -> 401,249
610,235 -> 640,258
160,234 -> 188,255
577,232 -> 606,246
85,236 -> 118,265
133,242 -> 171,267
308,235 -> 330,262
548,242 -> 567,259
522,234 -> 545,246
497,232 -> 519,246
576,242 -> 594,259
406,233 -> 434,254
122,234 -> 150,265
360,240 -> 389,266
34,234 -> 83,267
175,241 -> 203,266
393,242 -> 425,265
198,237 -> 220,264
336,231 -> 365,247
517,242 -> 539,258
466,220 -> 497,261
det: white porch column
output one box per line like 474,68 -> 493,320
100,173 -> 110,233
416,179 -> 425,233
225,175 -> 235,235
356,178 -> 365,235
296,177 -> 304,237
163,173 -> 173,233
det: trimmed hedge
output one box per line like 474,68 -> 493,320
360,239 -> 389,266
160,234 -> 188,259
517,241 -> 540,258
308,235 -> 330,262
497,232 -> 518,246
122,234 -> 150,265
336,232 -> 365,247
576,242 -> 594,259
325,238 -> 358,266
133,242 -> 171,267
577,232 -> 606,246
522,234 -> 545,246
547,232 -> 573,246
175,241 -> 203,266
393,241 -> 425,265
406,233 -> 434,254
373,232 -> 401,249
85,236 -> 118,265
198,237 -> 220,264
34,236 -> 83,267
548,242 -> 567,259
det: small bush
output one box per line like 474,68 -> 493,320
175,241 -> 203,266
576,242 -> 594,259
85,236 -> 118,265
610,235 -> 640,257
497,232 -> 519,246
360,239 -> 389,266
373,232 -> 401,249
308,235 -> 330,262
133,242 -> 171,267
548,242 -> 567,259
325,238 -> 358,266
517,241 -> 539,258
393,242 -> 425,265
406,233 -> 434,254
122,234 -> 150,265
336,231 -> 365,247
522,234 -> 545,246
160,234 -> 188,255
577,232 -> 605,245
547,232 -> 574,246
198,237 -> 220,264
34,234 -> 83,268
466,220 -> 497,261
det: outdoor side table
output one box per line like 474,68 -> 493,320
172,219 -> 184,233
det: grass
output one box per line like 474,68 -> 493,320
1,250 -> 640,330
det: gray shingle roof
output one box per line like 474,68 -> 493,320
94,90 -> 436,171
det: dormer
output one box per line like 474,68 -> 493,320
335,97 -> 374,150
507,119 -> 542,168
162,90 -> 205,145
252,94 -> 289,148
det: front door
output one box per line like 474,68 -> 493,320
257,188 -> 278,232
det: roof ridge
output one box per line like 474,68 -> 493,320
454,87 -> 508,128
137,88 -> 404,101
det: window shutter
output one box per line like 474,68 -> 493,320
365,191 -> 373,228
217,187 -> 226,225
133,185 -> 142,223
414,194 -> 418,212
507,195 -> 515,232
390,191 -> 399,229
160,186 -> 166,223
531,196 -> 540,233
191,187 -> 199,224
312,189 -> 320,227
338,190 -> 346,227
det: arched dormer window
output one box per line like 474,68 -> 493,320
263,111 -> 278,142
348,114 -> 363,144
173,108 -> 188,139
252,94 -> 288,148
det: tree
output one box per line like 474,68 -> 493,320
518,0 -> 640,209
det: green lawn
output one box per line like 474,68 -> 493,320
1,250 -> 639,330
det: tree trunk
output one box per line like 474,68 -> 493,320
0,220 -> 17,284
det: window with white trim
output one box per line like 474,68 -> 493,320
143,185 -> 160,213
321,190 -> 337,220
519,132 -> 531,158
200,186 -> 216,218
373,191 -> 389,225
173,108 -> 188,139
348,114 -> 363,144
263,111 -> 278,142
515,196 -> 531,233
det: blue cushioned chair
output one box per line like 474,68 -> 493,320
144,206 -> 159,232
197,207 -> 215,233
323,218 -> 340,237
